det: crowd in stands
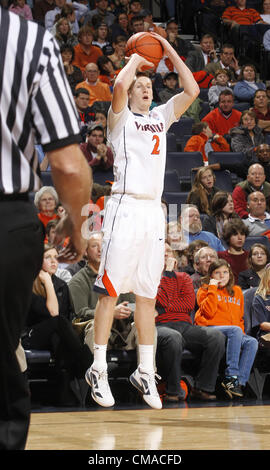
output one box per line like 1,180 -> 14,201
6,0 -> 270,405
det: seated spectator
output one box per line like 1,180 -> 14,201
97,55 -> 119,89
107,35 -> 127,70
21,244 -> 92,404
208,69 -> 232,109
158,72 -> 182,104
74,88 -> 95,140
191,245 -> 218,289
72,26 -> 103,73
263,27 -> 270,49
80,122 -> 114,170
93,109 -> 108,138
218,218 -> 250,283
232,163 -> 270,218
110,12 -> 131,42
92,21 -> 111,51
238,243 -> 270,290
261,0 -> 270,24
195,258 -> 258,398
243,191 -> 270,236
140,9 -> 167,38
9,0 -> 33,19
155,242 -> 225,401
60,45 -> 84,94
68,232 -> 137,355
202,191 -> 240,237
251,266 -> 270,356
33,0 -> 55,26
83,0 -> 116,28
165,18 -> 195,62
129,14 -> 145,34
180,205 -> 226,251
34,186 -> 60,228
187,166 -> 221,214
45,0 -> 88,34
202,89 -> 242,136
250,89 -> 270,135
233,64 -> 266,105
181,240 -> 209,276
128,0 -> 143,22
75,62 -> 112,107
230,110 -> 265,159
184,122 -> 230,163
53,16 -> 79,48
185,34 -> 218,73
205,43 -> 241,85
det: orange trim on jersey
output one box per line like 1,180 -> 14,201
102,269 -> 117,297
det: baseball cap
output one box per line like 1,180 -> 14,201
87,122 -> 104,134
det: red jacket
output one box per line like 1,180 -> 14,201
184,132 -> 230,162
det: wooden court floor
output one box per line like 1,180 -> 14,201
25,402 -> 270,451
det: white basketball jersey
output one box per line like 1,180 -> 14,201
107,99 -> 177,201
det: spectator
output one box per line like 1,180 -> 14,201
92,21 -> 111,51
205,43 -> 241,85
158,72 -> 182,104
263,27 -> 270,49
208,69 -> 232,109
75,62 -> 112,107
202,191 -> 240,237
74,88 -> 95,139
218,218 -> 250,284
238,243 -> 270,290
180,205 -> 226,251
232,163 -> 270,218
128,0 -> 143,21
21,244 -> 93,404
110,12 -> 131,42
53,16 -> 79,48
60,45 -> 84,94
130,14 -> 145,33
195,258 -> 258,398
72,26 -> 103,73
45,0 -> 88,34
34,186 -> 60,228
191,245 -> 218,289
97,55 -> 118,90
187,166 -> 221,214
243,191 -> 270,236
185,34 -> 218,72
233,64 -> 266,105
107,35 -> 127,70
165,18 -> 195,61
9,0 -> 33,19
33,0 -> 55,26
261,0 -> 270,23
84,0 -> 115,27
181,239 -> 209,276
155,242 -> 225,401
80,122 -> 114,170
230,110 -> 265,159
184,121 -> 230,162
140,9 -> 167,37
250,89 -> 270,135
202,89 -> 242,136
93,109 -> 108,137
68,232 -> 137,356
251,266 -> 270,354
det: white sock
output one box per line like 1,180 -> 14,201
93,343 -> 107,371
138,344 -> 154,372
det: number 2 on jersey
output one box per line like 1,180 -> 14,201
151,134 -> 160,155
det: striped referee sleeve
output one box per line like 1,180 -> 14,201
0,8 -> 81,194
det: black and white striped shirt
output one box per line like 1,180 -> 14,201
0,8 -> 81,194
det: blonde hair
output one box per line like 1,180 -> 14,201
187,167 -> 216,215
255,264 -> 270,299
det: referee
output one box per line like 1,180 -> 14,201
0,8 -> 92,450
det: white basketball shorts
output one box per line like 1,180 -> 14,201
94,194 -> 165,299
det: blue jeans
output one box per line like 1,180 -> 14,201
208,326 -> 258,386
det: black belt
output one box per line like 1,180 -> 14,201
0,192 -> 29,201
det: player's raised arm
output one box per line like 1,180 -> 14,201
111,53 -> 154,114
153,34 -> 200,119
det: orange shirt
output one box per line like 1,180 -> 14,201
72,43 -> 103,72
195,284 -> 245,332
38,212 -> 59,228
75,79 -> 112,107
184,132 -> 230,162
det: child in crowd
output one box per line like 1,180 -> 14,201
208,69 -> 231,109
195,259 -> 258,398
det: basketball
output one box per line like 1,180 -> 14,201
125,32 -> 163,69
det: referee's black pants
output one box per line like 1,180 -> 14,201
0,198 -> 44,450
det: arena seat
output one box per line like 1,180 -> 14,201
41,171 -> 54,187
166,151 -> 204,190
244,236 -> 270,251
164,170 -> 182,192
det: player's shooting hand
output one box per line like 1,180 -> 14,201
53,214 -> 87,264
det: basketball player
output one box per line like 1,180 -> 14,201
85,33 -> 199,409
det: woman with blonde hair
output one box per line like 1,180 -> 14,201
252,264 -> 270,352
186,166 -> 221,215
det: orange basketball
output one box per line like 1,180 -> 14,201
125,32 -> 163,69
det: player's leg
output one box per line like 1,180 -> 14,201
130,295 -> 162,409
85,294 -> 117,407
